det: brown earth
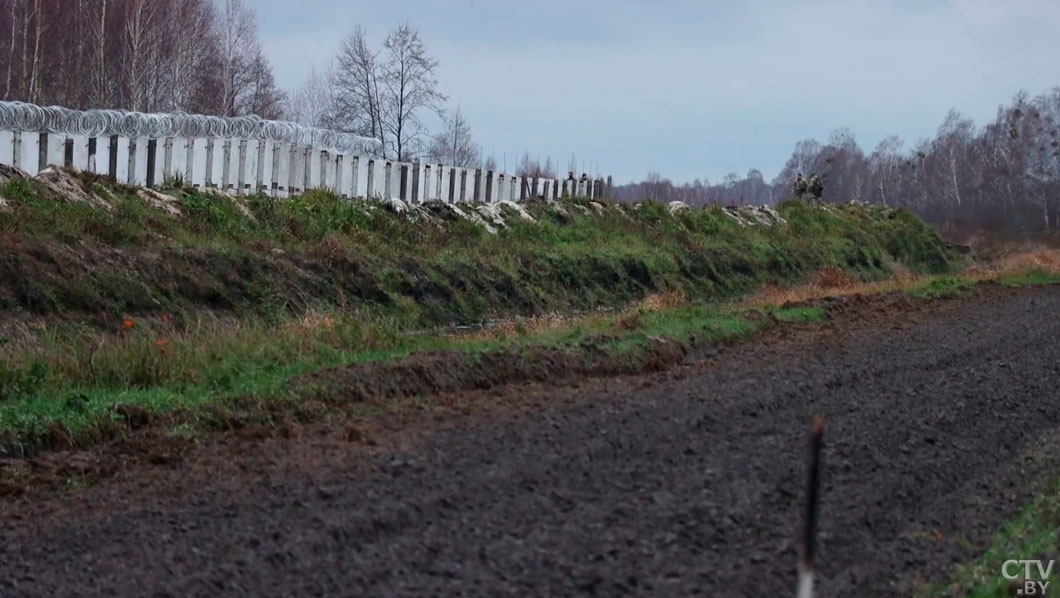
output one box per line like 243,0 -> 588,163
2,283 -> 1060,596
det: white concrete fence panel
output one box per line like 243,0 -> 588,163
0,101 -> 611,203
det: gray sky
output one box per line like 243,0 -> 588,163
249,0 -> 1060,184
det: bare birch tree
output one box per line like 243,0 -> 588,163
0,0 -> 282,118
380,23 -> 446,160
428,107 -> 478,167
218,0 -> 255,116
290,67 -> 335,127
121,0 -> 162,111
164,0 -> 217,112
331,26 -> 384,144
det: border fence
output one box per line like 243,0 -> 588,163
0,101 -> 611,203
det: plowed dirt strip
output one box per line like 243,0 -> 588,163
3,285 -> 1060,597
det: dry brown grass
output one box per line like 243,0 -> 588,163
961,245 -> 1060,281
744,246 -> 1060,308
742,267 -> 925,308
451,290 -> 690,343
283,309 -> 339,335
636,289 -> 688,311
996,247 -> 1060,273
458,314 -> 574,340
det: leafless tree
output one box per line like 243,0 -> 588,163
290,67 -> 335,127
7,0 -> 45,104
217,0 -> 255,116
428,106 -> 479,167
89,0 -> 110,106
869,136 -> 903,207
121,0 -> 163,111
380,23 -> 446,160
0,0 -> 281,118
163,0 -> 218,113
515,153 -> 556,178
331,26 -> 384,144
238,50 -> 285,119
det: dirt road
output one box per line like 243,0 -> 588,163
3,285 -> 1060,597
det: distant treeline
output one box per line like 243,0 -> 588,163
0,0 -> 285,119
614,88 -> 1060,235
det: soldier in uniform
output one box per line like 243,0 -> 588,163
808,173 -> 824,201
793,173 -> 808,197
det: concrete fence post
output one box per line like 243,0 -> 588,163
113,136 -> 129,183
11,131 -> 21,171
162,137 -> 174,181
70,134 -> 89,172
45,132 -> 65,171
204,137 -> 216,187
212,138 -> 225,188
288,146 -> 301,194
474,169 -> 485,203
0,130 -> 13,167
129,136 -> 146,183
146,139 -> 159,187
383,161 -> 392,199
236,140 -> 249,194
335,154 -> 346,196
18,131 -> 40,175
352,156 -> 364,198
221,139 -> 233,190
310,150 -> 324,191
186,137 -> 199,186
316,150 -> 327,191
246,140 -> 261,194
302,147 -> 313,192
272,142 -> 288,197
411,161 -> 421,203
186,138 -> 200,187
256,140 -> 270,194
290,145 -> 303,195
366,159 -> 376,198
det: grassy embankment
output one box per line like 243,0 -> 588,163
920,482 -> 1060,597
0,174 -> 974,453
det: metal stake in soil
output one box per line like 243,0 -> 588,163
797,416 -> 826,598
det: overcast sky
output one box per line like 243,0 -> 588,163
248,0 -> 1060,184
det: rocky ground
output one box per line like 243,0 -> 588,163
2,284 -> 1059,597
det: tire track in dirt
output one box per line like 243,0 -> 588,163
2,285 -> 1060,597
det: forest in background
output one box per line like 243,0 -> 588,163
0,0 -> 283,119
2,1 -> 1057,234
614,88 -> 1060,235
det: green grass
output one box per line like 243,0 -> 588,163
0,300 -> 826,452
909,276 -> 975,299
773,305 -> 826,323
0,182 -> 957,452
0,182 -> 957,328
1000,267 -> 1060,288
925,481 -> 1060,597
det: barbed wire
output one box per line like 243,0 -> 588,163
0,101 -> 383,157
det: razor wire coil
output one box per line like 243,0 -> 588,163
0,101 -> 383,157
